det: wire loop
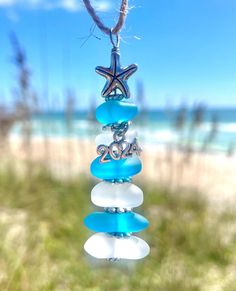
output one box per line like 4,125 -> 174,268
109,30 -> 120,48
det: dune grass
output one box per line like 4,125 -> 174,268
0,167 -> 235,291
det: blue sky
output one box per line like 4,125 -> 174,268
0,0 -> 235,109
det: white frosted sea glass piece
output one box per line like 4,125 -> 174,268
91,181 -> 143,208
95,130 -> 137,146
84,233 -> 150,260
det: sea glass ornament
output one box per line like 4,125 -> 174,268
84,40 -> 149,261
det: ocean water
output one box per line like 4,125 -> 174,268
11,108 -> 236,154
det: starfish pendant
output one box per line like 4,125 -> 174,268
96,48 -> 138,98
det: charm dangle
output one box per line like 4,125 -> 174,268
95,46 -> 138,99
96,134 -> 142,164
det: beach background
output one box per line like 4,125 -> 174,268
0,0 -> 236,290
7,107 -> 236,204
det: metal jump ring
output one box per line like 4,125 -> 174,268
111,122 -> 129,135
109,29 -> 120,48
113,131 -> 125,142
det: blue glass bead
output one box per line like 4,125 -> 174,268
84,211 -> 149,233
96,100 -> 138,125
90,156 -> 142,180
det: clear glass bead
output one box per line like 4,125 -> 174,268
84,233 -> 150,260
91,181 -> 143,208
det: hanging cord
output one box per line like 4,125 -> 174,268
82,0 -> 128,37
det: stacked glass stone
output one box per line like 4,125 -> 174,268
84,48 -> 150,260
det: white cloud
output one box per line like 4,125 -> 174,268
60,0 -> 80,12
0,0 -> 17,5
0,0 -> 112,12
92,0 -> 111,12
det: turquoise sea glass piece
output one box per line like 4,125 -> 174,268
84,211 -> 149,233
90,156 -> 142,180
96,100 -> 138,125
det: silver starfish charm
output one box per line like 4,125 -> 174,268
96,48 -> 138,98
